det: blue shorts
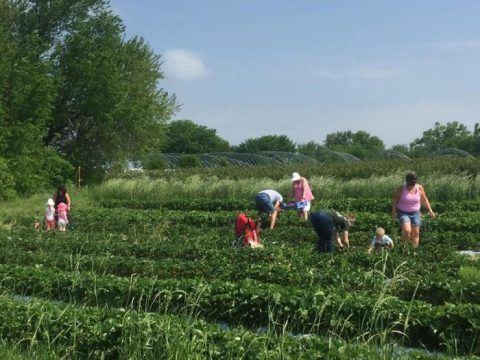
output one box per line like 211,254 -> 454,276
396,209 -> 421,227
255,192 -> 274,213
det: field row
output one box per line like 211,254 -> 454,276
99,198 -> 480,213
0,264 -> 478,355
0,293 -> 446,360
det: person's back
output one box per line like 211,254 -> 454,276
234,213 -> 261,247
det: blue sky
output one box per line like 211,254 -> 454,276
110,0 -> 480,147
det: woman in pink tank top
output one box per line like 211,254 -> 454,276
289,172 -> 314,221
392,172 -> 435,249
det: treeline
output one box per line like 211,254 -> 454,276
162,120 -> 480,160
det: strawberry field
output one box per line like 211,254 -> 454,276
0,161 -> 479,359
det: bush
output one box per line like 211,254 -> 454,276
142,155 -> 167,170
178,155 -> 201,168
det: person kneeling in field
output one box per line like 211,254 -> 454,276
234,213 -> 263,248
368,227 -> 394,254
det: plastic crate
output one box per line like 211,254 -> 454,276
281,201 -> 308,210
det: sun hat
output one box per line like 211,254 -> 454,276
291,172 -> 301,182
47,198 -> 55,206
57,202 -> 67,211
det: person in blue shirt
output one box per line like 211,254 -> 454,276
368,227 -> 394,254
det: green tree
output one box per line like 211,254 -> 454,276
324,130 -> 384,159
0,1 -> 72,194
297,141 -> 324,157
235,135 -> 296,153
410,122 -> 471,157
45,8 -> 176,182
0,0 -> 176,190
163,120 -> 230,154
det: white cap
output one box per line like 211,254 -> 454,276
47,198 -> 55,206
291,172 -> 301,182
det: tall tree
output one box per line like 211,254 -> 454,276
0,0 -> 177,190
324,130 -> 384,159
297,141 -> 324,157
0,1 -> 72,194
410,122 -> 471,157
235,135 -> 296,153
44,7 -> 176,181
163,120 -> 230,154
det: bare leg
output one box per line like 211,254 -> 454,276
302,209 -> 309,221
411,226 -> 420,248
401,222 -> 412,244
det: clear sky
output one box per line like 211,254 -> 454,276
110,0 -> 480,147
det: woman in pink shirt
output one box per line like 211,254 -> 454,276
392,172 -> 435,249
289,172 -> 314,221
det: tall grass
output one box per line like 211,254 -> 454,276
86,173 -> 480,203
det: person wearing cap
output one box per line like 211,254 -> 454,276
392,171 -> 435,249
45,198 -> 56,230
254,189 -> 283,230
310,210 -> 355,253
289,172 -> 315,221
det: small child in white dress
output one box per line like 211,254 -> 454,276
45,198 -> 56,230
368,227 -> 394,254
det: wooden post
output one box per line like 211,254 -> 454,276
77,166 -> 82,189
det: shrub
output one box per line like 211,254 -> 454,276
179,155 -> 201,168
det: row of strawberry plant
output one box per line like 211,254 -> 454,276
0,294 -> 442,360
99,197 -> 480,213
0,264 -> 478,355
2,227 -> 477,283
18,206 -> 480,234
3,225 -> 477,275
0,244 -> 476,306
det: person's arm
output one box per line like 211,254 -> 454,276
418,185 -> 434,218
270,201 -> 281,229
391,186 -> 402,219
253,229 -> 258,244
342,230 -> 350,248
385,235 -> 394,248
335,232 -> 343,248
65,193 -> 71,211
368,237 -> 376,253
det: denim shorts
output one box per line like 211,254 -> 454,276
396,209 -> 421,226
255,192 -> 274,213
